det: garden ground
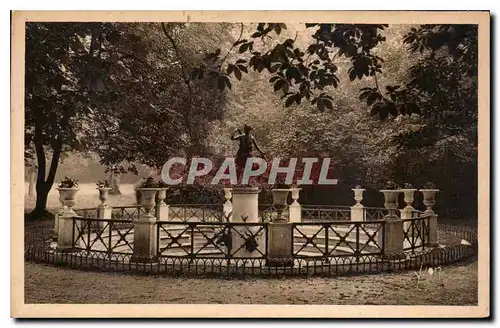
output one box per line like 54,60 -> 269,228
24,259 -> 477,305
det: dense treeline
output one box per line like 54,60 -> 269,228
25,23 -> 477,218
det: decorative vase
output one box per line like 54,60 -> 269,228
352,188 -> 366,207
420,189 -> 439,213
271,188 -> 291,223
137,188 -> 159,218
401,188 -> 417,210
57,188 -> 80,214
156,188 -> 167,205
97,187 -> 112,207
380,189 -> 401,219
291,187 -> 301,205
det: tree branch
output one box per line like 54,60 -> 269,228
218,23 -> 244,70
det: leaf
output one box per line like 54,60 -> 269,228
238,65 -> 248,73
238,43 -> 249,53
227,65 -> 234,76
348,69 -> 357,81
274,79 -> 285,92
236,59 -> 247,64
285,95 -> 296,107
367,93 -> 378,106
274,24 -> 282,35
234,67 -> 242,80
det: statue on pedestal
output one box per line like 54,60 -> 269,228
231,124 -> 266,185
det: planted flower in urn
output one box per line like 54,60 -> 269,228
57,177 -> 79,213
420,182 -> 439,213
136,177 -> 160,218
401,182 -> 417,210
352,184 -> 366,207
96,180 -> 112,207
380,180 -> 401,219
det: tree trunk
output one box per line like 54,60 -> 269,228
107,170 -> 122,195
30,131 -> 62,216
27,166 -> 37,197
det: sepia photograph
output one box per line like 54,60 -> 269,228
11,10 -> 489,318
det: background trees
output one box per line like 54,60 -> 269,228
25,22 -> 478,218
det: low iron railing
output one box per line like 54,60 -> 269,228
156,221 -> 267,259
168,204 -> 226,222
72,217 -> 135,255
291,221 -> 386,259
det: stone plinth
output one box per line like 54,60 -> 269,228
97,205 -> 111,232
230,186 -> 263,258
382,219 -> 404,254
266,223 -> 294,266
288,203 -> 301,223
56,210 -> 78,251
350,205 -> 365,222
155,203 -> 169,221
131,216 -> 158,262
427,214 -> 439,247
231,186 -> 260,223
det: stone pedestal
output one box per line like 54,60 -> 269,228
400,207 -> 413,230
427,214 -> 439,247
222,188 -> 233,221
97,205 -> 111,233
382,219 -> 404,254
223,202 -> 233,221
56,211 -> 78,251
231,186 -> 260,223
231,186 -> 263,258
288,203 -> 301,223
131,217 -> 158,262
155,203 -> 169,221
266,223 -> 294,266
350,205 -> 365,222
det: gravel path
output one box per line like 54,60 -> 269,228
25,260 -> 477,305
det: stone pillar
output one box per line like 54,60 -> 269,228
427,213 -> 439,247
131,189 -> 158,262
97,205 -> 112,233
56,210 -> 78,252
266,223 -> 294,266
400,207 -> 413,231
381,219 -> 404,254
131,217 -> 157,262
53,197 -> 65,241
155,188 -> 169,221
230,186 -> 263,258
288,187 -> 301,223
350,188 -> 366,222
222,188 -> 233,221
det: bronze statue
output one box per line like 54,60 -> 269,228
231,124 -> 265,184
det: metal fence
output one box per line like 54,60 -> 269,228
292,221 -> 386,259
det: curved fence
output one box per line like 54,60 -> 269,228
24,203 -> 477,278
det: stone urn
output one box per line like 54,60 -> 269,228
97,187 -> 112,207
156,188 -> 167,205
271,188 -> 291,223
137,188 -> 159,218
420,189 -> 439,213
290,187 -> 301,205
352,188 -> 365,207
401,188 -> 417,210
57,188 -> 80,214
223,187 -> 233,205
380,189 -> 401,219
